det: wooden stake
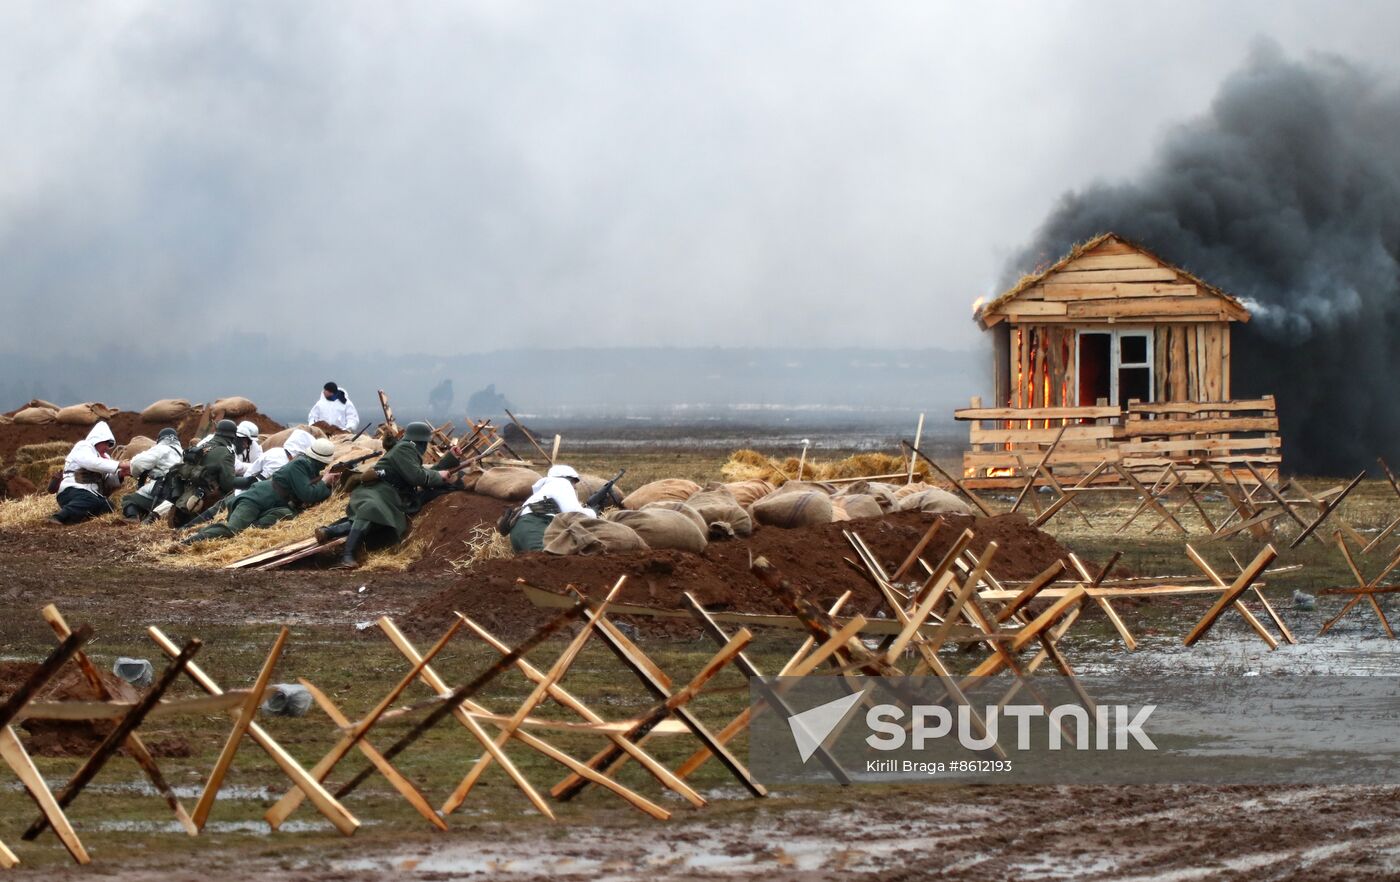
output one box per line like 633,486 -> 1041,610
23,639 -> 201,841
1183,545 -> 1279,646
456,614 -> 704,807
41,605 -> 197,836
298,679 -> 447,830
195,628 -> 287,830
504,408 -> 552,465
266,618 -> 464,828
1012,424 -> 1067,514
0,727 -> 88,864
149,626 -> 359,836
332,604 -> 586,800
906,413 -> 924,484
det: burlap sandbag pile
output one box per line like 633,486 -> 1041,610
264,424 -> 328,449
605,508 -> 707,553
751,490 -> 834,529
141,399 -> 192,422
213,396 -> 257,417
55,402 -> 119,426
544,511 -> 649,556
622,478 -> 702,510
896,486 -> 973,515
721,480 -> 775,507
12,407 -> 56,425
684,487 -> 754,538
477,466 -> 544,501
120,435 -> 157,459
639,500 -> 708,533
837,480 -> 901,512
834,493 -> 884,519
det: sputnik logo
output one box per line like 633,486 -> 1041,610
786,686 -> 869,762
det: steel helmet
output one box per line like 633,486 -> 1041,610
547,464 -> 581,482
156,427 -> 180,444
214,419 -> 238,440
403,421 -> 433,444
236,420 -> 259,440
304,438 -> 336,464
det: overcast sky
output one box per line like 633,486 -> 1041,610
2,1 -> 1397,356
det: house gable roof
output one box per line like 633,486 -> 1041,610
974,233 -> 1251,329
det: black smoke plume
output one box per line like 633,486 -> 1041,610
1009,43 -> 1400,474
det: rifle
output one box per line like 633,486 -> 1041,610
349,422 -> 374,443
441,437 -> 505,479
586,469 -> 626,511
328,451 -> 382,474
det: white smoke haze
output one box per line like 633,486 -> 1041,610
1010,44 -> 1400,472
2,4 -> 1400,459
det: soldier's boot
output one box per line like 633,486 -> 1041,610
331,525 -> 366,570
315,520 -> 353,546
122,504 -> 143,521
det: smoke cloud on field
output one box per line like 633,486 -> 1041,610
1010,44 -> 1400,472
2,3 -> 1400,364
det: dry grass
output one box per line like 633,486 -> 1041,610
720,448 -> 927,485
14,441 -> 70,463
0,493 -> 59,529
145,498 -> 348,568
447,523 -> 514,572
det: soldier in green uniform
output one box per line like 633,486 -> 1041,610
170,420 -> 255,527
316,421 -> 459,569
186,438 -> 339,542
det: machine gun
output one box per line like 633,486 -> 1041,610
586,469 -> 626,511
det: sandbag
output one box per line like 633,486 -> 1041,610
751,490 -> 833,529
13,407 -> 56,425
213,396 -> 257,417
640,501 -> 708,533
684,488 -> 754,538
121,436 -> 157,459
575,473 -> 625,508
23,399 -> 59,411
838,480 -> 901,512
477,466 -> 544,501
265,424 -> 325,449
0,414 -> 11,425
897,487 -> 974,515
622,478 -> 702,510
719,480 -> 775,507
543,512 -> 649,556
830,499 -> 852,522
605,509 -> 708,553
838,493 -> 885,519
768,480 -> 835,498
141,399 -> 191,422
894,481 -> 934,500
55,402 -> 117,426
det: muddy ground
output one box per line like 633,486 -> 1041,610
1,447 -> 1399,879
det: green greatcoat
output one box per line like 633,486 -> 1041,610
345,441 -> 457,540
197,441 -> 240,494
191,456 -> 331,541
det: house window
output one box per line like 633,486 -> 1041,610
1077,329 -> 1154,407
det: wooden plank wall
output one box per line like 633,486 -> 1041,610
1009,324 -> 1076,409
1152,322 -> 1230,402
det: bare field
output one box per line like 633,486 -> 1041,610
1,441 -> 1398,880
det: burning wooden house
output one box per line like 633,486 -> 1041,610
959,233 -> 1280,487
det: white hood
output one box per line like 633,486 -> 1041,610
283,429 -> 315,457
85,421 -> 115,447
